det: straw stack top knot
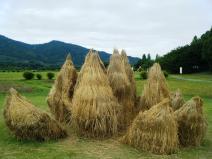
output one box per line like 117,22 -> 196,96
192,96 -> 203,107
64,53 -> 74,66
149,63 -> 165,80
190,96 -> 203,114
87,49 -> 106,71
66,53 -> 72,60
121,49 -> 129,62
113,48 -> 119,55
9,87 -> 17,95
84,49 -> 103,67
121,49 -> 127,57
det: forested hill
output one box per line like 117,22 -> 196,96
0,35 -> 140,70
157,27 -> 212,73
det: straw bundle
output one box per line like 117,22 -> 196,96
71,50 -> 120,138
174,96 -> 207,147
170,89 -> 185,111
4,88 -> 67,141
107,49 -> 132,128
121,49 -> 136,101
139,63 -> 170,111
122,98 -> 178,155
47,54 -> 77,123
121,50 -> 136,115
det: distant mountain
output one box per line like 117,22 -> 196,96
0,35 -> 140,70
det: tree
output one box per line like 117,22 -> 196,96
155,54 -> 160,62
36,74 -> 42,80
134,54 -> 153,71
191,35 -> 198,44
134,59 -> 142,70
147,54 -> 151,60
47,72 -> 55,80
23,72 -> 34,80
202,37 -> 212,71
158,28 -> 212,73
142,54 -> 147,61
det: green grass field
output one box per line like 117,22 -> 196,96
0,72 -> 211,159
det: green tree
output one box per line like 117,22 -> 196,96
202,37 -> 212,71
134,54 -> 153,71
142,54 -> 147,61
36,74 -> 42,80
147,54 -> 151,60
23,72 -> 34,80
47,72 -> 55,80
191,35 -> 198,44
155,54 -> 160,62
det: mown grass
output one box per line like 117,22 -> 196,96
0,71 -> 211,159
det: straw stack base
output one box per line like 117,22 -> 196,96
4,88 -> 67,141
122,99 -> 178,155
174,96 -> 207,147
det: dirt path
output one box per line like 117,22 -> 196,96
170,75 -> 212,83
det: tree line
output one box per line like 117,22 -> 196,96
135,27 -> 212,73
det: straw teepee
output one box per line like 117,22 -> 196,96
121,50 -> 137,112
107,49 -> 133,129
122,98 -> 178,155
170,89 -> 185,111
174,96 -> 207,146
71,50 -> 120,138
47,54 -> 77,123
4,88 -> 67,141
139,63 -> 170,111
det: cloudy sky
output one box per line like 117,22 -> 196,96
0,0 -> 211,58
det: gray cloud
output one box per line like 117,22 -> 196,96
0,0 -> 212,58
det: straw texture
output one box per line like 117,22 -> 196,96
122,98 -> 178,154
71,50 -> 120,138
139,63 -> 170,111
107,49 -> 132,129
174,96 -> 207,146
4,88 -> 67,141
47,54 -> 77,123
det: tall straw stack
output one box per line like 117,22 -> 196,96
122,98 -> 178,155
170,89 -> 185,111
139,63 -> 170,111
71,50 -> 120,138
121,49 -> 136,109
4,88 -> 67,141
107,49 -> 132,129
174,96 -> 207,146
47,54 -> 77,123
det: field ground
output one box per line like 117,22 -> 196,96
0,71 -> 211,159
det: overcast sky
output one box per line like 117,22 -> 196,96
0,0 -> 211,58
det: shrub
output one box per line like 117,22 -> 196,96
47,72 -> 55,80
140,71 -> 147,79
163,70 -> 169,78
23,71 -> 34,80
36,74 -> 42,80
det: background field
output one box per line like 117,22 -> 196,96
0,72 -> 211,159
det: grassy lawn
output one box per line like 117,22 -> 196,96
0,71 -> 211,159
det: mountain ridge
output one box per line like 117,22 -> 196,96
0,35 -> 140,70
